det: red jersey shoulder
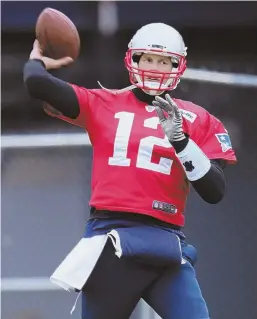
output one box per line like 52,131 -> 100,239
85,89 -> 145,114
175,98 -> 237,163
174,98 -> 226,134
86,88 -> 133,104
174,98 -> 209,124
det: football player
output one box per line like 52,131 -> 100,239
24,23 -> 237,319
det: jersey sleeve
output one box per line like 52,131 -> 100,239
44,84 -> 95,135
190,110 -> 237,164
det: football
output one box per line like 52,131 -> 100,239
35,7 -> 80,60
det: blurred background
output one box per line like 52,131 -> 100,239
1,1 -> 257,319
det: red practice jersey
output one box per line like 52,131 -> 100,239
45,86 -> 237,226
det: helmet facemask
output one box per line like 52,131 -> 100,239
125,48 -> 187,96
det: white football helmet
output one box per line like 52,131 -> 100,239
124,23 -> 187,95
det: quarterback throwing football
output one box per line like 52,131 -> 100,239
24,23 -> 236,319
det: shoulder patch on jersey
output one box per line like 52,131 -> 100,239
179,109 -> 197,123
215,133 -> 232,152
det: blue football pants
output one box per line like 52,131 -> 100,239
81,239 -> 209,319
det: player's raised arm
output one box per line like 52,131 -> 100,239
23,40 -> 80,119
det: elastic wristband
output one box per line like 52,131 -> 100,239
176,139 -> 211,181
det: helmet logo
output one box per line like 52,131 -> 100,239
151,44 -> 165,49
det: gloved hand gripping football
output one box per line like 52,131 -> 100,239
152,94 -> 186,143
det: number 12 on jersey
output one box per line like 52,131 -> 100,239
108,111 -> 173,175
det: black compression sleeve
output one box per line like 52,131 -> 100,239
191,159 -> 226,204
23,59 -> 80,119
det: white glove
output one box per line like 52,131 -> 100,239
152,94 -> 186,143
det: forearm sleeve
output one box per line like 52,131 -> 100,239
23,59 -> 80,119
191,160 -> 226,204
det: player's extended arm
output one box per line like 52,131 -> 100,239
153,94 -> 226,204
23,40 -> 80,119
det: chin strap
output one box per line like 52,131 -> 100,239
97,81 -> 136,95
97,81 -> 166,96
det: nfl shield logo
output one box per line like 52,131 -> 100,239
215,133 -> 232,152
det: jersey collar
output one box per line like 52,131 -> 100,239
132,88 -> 169,105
